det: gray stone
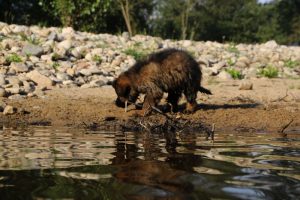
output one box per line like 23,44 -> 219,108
5,87 -> 20,94
239,81 -> 253,90
0,88 -> 7,97
22,44 -> 44,57
57,40 -> 72,51
29,56 -> 40,62
122,32 -> 130,41
62,80 -> 74,85
79,67 -> 102,76
8,94 -> 25,100
235,61 -> 248,68
10,62 -> 29,73
7,68 -> 16,75
23,81 -> 35,93
56,72 -> 70,81
3,105 -> 16,115
0,74 -> 6,85
47,31 -> 59,41
0,57 -> 6,65
263,40 -> 278,49
6,76 -> 22,86
80,83 -> 93,88
217,71 -> 233,80
66,68 -> 75,77
0,101 -> 6,112
90,79 -> 106,87
26,70 -> 54,89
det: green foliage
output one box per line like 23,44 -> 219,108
226,68 -> 243,79
92,55 -> 102,63
19,33 -> 41,45
226,43 -> 240,55
52,53 -> 61,61
123,48 -> 146,60
227,58 -> 235,67
0,0 -> 300,44
284,59 -> 300,69
6,53 -> 22,63
52,62 -> 60,70
258,65 -> 279,78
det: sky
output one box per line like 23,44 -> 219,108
258,0 -> 273,3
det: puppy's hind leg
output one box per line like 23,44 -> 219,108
184,88 -> 197,113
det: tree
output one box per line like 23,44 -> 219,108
117,0 -> 156,36
38,0 -> 124,33
0,0 -> 56,26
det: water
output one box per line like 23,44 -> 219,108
0,127 -> 299,200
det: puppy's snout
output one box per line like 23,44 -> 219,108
115,98 -> 126,108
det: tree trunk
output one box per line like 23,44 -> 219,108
119,0 -> 133,37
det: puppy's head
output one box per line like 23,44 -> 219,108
112,74 -> 138,108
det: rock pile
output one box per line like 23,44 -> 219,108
0,22 -> 299,99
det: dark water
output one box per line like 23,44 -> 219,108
0,127 -> 299,200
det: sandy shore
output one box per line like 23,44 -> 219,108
1,78 -> 300,132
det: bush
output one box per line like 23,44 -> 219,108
226,68 -> 243,79
123,48 -> 146,60
284,59 -> 299,68
6,53 -> 22,63
258,65 -> 279,78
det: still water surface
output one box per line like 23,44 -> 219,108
0,126 -> 299,200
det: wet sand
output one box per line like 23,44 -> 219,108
1,78 -> 300,132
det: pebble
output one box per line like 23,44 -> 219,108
22,44 -> 44,57
0,22 -> 298,100
239,81 -> 253,90
3,105 -> 16,115
0,88 -> 7,97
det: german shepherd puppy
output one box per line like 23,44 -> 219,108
112,48 -> 211,114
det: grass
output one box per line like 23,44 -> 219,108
284,59 -> 299,68
227,58 -> 235,67
6,53 -> 22,63
52,53 -> 61,61
187,50 -> 196,57
226,42 -> 240,55
258,65 -> 279,78
96,42 -> 110,49
226,68 -> 243,79
92,55 -> 102,63
52,62 -> 60,71
0,35 -> 4,42
123,48 -> 146,60
19,32 -> 41,45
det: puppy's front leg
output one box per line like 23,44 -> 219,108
137,89 -> 163,116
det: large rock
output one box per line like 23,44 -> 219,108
0,74 -> 6,85
217,71 -> 233,80
57,40 -> 72,51
3,105 -> 16,115
79,67 -> 102,76
239,81 -> 253,90
263,40 -> 278,49
22,44 -> 44,57
5,87 -> 21,94
0,88 -> 7,97
26,70 -> 54,89
10,62 -> 29,73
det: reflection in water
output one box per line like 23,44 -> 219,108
0,127 -> 299,199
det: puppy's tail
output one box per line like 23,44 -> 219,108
199,86 -> 212,95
